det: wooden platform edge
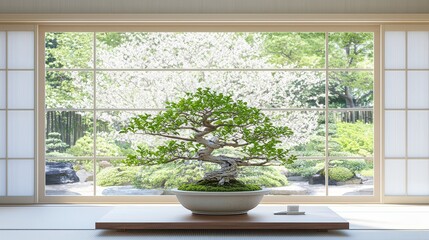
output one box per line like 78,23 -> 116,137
95,222 -> 350,230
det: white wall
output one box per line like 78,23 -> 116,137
0,0 -> 428,14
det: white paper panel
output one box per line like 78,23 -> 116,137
7,32 -> 34,69
408,71 -> 429,109
0,160 -> 5,196
385,31 -> 406,69
0,111 -> 5,158
408,160 -> 429,195
7,111 -> 34,158
408,111 -> 429,157
385,160 -> 406,195
408,32 -> 429,69
385,71 -> 406,109
385,111 -> 406,157
7,160 -> 34,196
0,32 -> 5,69
7,71 -> 34,109
0,71 -> 5,109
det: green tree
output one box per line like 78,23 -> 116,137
121,88 -> 296,185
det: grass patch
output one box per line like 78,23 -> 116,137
178,180 -> 262,192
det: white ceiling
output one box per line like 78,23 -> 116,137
0,0 -> 428,14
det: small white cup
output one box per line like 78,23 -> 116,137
287,205 -> 299,212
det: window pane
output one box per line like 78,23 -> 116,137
329,71 -> 373,109
45,111 -> 94,158
8,159 -> 34,196
0,159 -> 5,196
328,159 -> 373,196
45,32 -> 93,69
0,71 -> 5,109
0,32 -> 5,69
329,32 -> 374,69
45,71 -> 93,109
7,31 -> 34,69
385,71 -> 406,109
96,71 -> 325,109
281,159 -> 326,196
0,111 -> 5,158
385,159 -> 406,196
408,71 -> 429,109
329,111 -> 373,157
385,31 -> 406,69
408,32 -> 429,69
8,71 -> 34,109
96,32 -> 325,69
408,160 -> 429,196
45,159 -> 94,196
8,111 -> 34,158
408,111 -> 429,157
384,111 -> 406,157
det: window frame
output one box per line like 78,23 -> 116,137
36,24 -> 381,204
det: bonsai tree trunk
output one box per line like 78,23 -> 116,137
203,158 -> 238,185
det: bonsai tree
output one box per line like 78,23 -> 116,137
121,88 -> 296,188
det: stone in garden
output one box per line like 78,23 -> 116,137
45,162 -> 80,185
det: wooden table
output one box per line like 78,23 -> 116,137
96,205 -> 349,231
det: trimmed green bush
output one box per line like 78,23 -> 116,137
131,162 -> 288,189
329,159 -> 366,173
67,135 -> 120,157
97,166 -> 140,186
286,159 -> 324,178
328,167 -> 354,182
178,180 -> 261,192
358,168 -> 374,177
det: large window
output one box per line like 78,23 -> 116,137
42,29 -> 376,200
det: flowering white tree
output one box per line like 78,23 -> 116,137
94,32 -> 321,150
46,32 -> 322,153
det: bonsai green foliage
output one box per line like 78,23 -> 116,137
121,88 -> 296,186
178,180 -> 261,192
97,167 -> 140,187
46,132 -> 69,153
326,167 -> 354,182
333,121 -> 373,156
67,135 -> 120,156
131,162 -> 288,189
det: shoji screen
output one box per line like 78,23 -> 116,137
0,27 -> 35,203
384,28 -> 429,202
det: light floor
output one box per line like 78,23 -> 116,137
0,204 -> 428,240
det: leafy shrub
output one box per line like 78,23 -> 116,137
327,167 -> 354,182
286,159 -> 324,178
67,135 -> 120,156
133,162 -> 288,189
46,132 -> 69,153
329,159 -> 366,173
97,166 -> 140,186
334,122 -> 373,156
238,166 -> 288,187
358,168 -> 374,177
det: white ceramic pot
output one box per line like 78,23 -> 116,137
171,189 -> 270,215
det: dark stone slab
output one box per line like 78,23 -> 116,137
45,162 -> 80,185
